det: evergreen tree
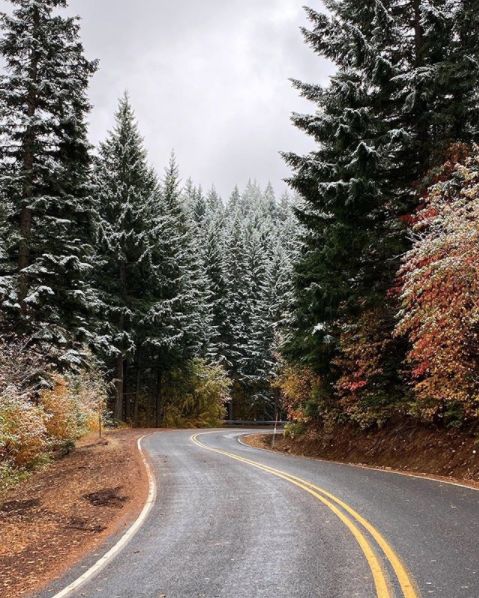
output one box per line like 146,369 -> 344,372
205,185 -> 223,216
0,0 -> 98,360
238,224 -> 274,413
192,185 -> 207,225
223,215 -> 250,380
200,191 -> 229,364
141,155 -> 213,423
182,177 -> 197,213
216,182 -> 299,418
92,94 -> 158,420
263,182 -> 279,222
226,185 -> 241,217
283,1 -> 479,409
176,178 -> 300,420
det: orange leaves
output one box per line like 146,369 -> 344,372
273,365 -> 320,424
0,343 -> 107,499
345,380 -> 368,392
0,395 -> 48,469
396,145 -> 479,420
332,309 -> 398,427
39,376 -> 76,443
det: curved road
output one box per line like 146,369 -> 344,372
37,429 -> 479,598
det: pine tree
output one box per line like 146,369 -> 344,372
92,94 -> 158,420
226,185 -> 241,218
141,155 -> 212,424
218,182 -> 300,419
182,177 -> 197,213
238,224 -> 274,414
263,182 -> 279,222
283,1 -> 479,411
0,0 -> 98,359
205,186 -> 223,216
191,186 -> 207,225
199,190 -> 228,364
170,178 -> 300,421
222,213 -> 250,415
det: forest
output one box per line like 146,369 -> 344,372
281,0 -> 479,435
1,0 -> 479,496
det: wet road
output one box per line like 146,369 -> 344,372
37,429 -> 479,598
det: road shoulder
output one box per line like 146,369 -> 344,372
0,429 -> 152,598
243,427 -> 479,490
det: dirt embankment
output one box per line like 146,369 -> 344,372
0,429 -> 153,598
245,423 -> 479,487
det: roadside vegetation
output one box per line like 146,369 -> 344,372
278,1 -> 479,445
0,340 -> 107,501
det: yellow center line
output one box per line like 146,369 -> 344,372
191,433 -> 421,598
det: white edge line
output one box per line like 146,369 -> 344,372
236,432 -> 479,493
50,434 -> 157,598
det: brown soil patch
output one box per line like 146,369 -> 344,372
244,423 -> 479,488
0,429 -> 155,598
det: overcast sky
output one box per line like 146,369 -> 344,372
63,0 -> 333,199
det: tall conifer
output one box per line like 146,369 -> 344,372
92,94 -> 158,419
284,1 -> 479,408
0,0 -> 98,359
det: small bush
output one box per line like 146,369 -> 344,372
0,340 -> 107,502
273,364 -> 321,425
162,359 -> 231,428
0,459 -> 28,503
0,390 -> 48,468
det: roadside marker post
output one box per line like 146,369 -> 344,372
271,413 -> 279,449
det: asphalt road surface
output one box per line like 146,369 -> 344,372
37,429 -> 479,598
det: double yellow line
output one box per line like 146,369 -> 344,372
191,433 -> 420,598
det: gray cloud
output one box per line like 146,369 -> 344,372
65,0 -> 334,199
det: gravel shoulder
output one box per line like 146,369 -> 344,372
0,429 -> 153,598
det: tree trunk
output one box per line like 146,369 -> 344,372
413,0 -> 429,173
124,359 -> 131,423
156,370 -> 163,428
413,0 -> 424,68
115,261 -> 126,422
274,387 -> 280,423
146,389 -> 151,428
114,354 -> 124,421
133,356 -> 141,428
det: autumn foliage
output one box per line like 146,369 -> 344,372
333,309 -> 405,428
396,147 -> 479,422
0,340 -> 107,500
161,359 -> 231,428
279,147 -> 479,432
274,365 -> 319,422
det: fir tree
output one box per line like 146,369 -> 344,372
142,155 -> 212,424
199,193 -> 229,364
238,224 -> 274,412
192,185 -> 207,225
226,185 -> 241,217
0,0 -> 98,360
205,186 -> 223,216
92,94 -> 158,420
263,182 -> 279,222
179,178 -> 300,420
283,1 -> 479,410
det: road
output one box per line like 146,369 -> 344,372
37,429 -> 479,598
